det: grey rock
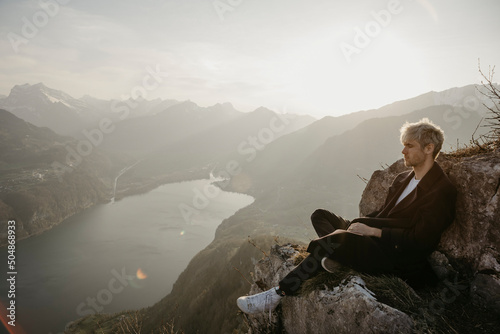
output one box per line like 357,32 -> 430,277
246,150 -> 500,334
245,244 -> 413,334
470,273 -> 500,314
428,251 -> 457,281
280,276 -> 413,334
359,151 -> 500,315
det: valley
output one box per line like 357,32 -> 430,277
0,82 -> 495,333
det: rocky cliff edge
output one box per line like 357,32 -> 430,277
244,150 -> 500,334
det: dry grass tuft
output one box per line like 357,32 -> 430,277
446,139 -> 499,158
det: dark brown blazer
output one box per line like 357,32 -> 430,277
353,161 -> 457,258
307,161 -> 457,283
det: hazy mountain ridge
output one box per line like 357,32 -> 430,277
0,84 -> 316,242
67,84 -> 496,333
277,104 -> 488,219
1,81 -> 495,332
0,83 -> 104,136
222,84 -> 489,199
80,94 -> 180,120
0,82 -> 183,137
100,100 -> 244,157
0,109 -> 132,245
126,99 -> 492,333
112,106 -> 315,196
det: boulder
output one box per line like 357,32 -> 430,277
244,150 -> 500,334
359,151 -> 500,315
245,244 -> 414,334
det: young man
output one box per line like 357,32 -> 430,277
237,118 -> 457,314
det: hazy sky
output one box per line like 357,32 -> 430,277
0,0 -> 499,117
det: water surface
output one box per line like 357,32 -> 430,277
0,179 -> 254,333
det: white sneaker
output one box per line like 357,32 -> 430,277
236,287 -> 282,314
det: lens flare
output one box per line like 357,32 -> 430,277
136,268 -> 147,280
180,230 -> 185,236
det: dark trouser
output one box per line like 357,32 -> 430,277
310,209 -> 351,237
278,209 -> 394,296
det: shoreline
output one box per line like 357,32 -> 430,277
3,176 -> 256,333
0,167 -> 252,248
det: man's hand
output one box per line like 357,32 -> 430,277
347,223 -> 382,238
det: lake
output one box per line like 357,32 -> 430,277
0,179 -> 254,334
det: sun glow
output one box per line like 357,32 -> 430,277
271,28 -> 429,116
355,33 -> 426,86
329,32 -> 429,113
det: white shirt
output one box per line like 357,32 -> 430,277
395,177 -> 420,206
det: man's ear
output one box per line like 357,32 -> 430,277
424,143 -> 434,155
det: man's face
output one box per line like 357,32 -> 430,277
401,140 -> 427,167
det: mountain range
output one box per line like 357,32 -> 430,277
0,81 -> 490,247
0,109 -> 133,244
0,83 -> 179,137
0,81 -> 495,333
